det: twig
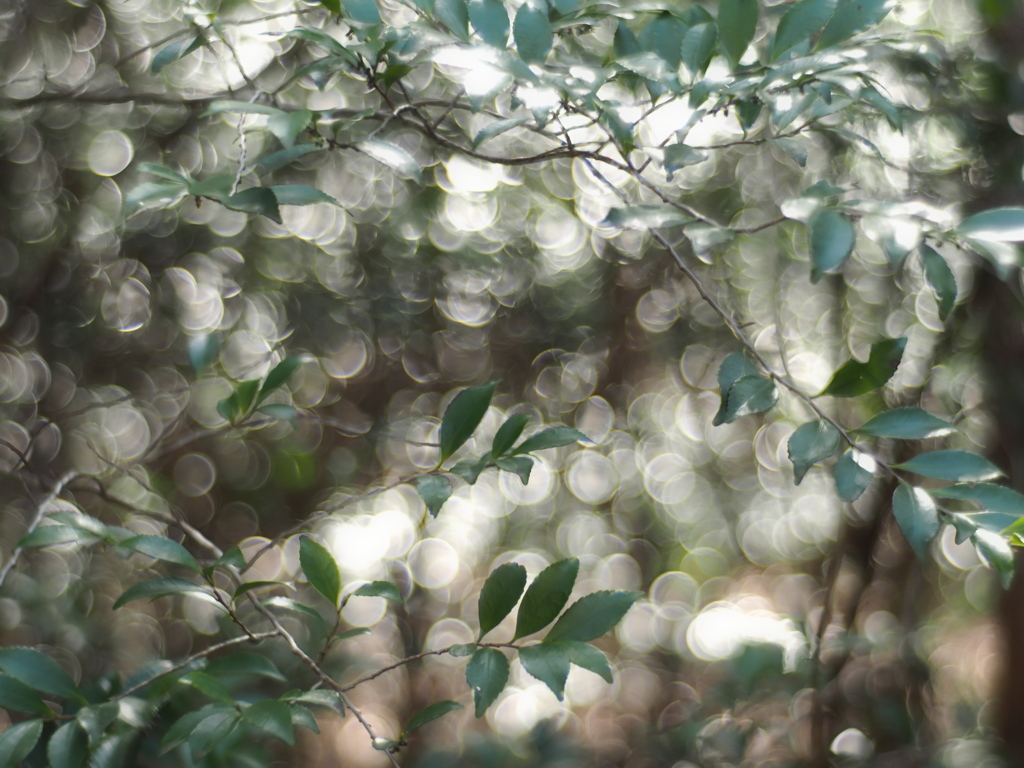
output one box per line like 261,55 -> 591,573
340,642 -> 518,692
0,470 -> 80,589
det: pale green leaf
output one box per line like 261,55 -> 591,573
855,407 -> 956,439
894,451 -> 1003,483
891,485 -> 939,564
834,450 -> 875,502
356,139 -> 423,185
809,208 -> 855,282
718,0 -> 758,68
787,419 -> 841,484
920,244 -> 957,321
469,0 -> 510,47
514,0 -> 553,63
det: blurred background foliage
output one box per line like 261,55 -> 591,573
2,0 -> 1024,765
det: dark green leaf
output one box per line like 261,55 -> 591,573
439,382 -> 497,462
353,580 -> 403,603
112,577 -> 212,609
788,419 -> 841,484
894,451 -> 1003,483
544,590 -> 642,643
0,648 -> 80,701
855,407 -> 956,439
257,144 -> 323,172
722,375 -> 779,423
291,704 -> 320,733
718,0 -> 758,68
469,0 -> 510,46
271,185 -> 339,206
417,474 -> 453,517
119,534 -> 200,572
180,671 -> 234,703
495,456 -> 534,484
956,207 -> 1024,242
514,558 -> 579,640
451,452 -> 492,485
162,705 -> 231,753
602,205 -> 693,229
473,117 -> 530,148
771,0 -> 838,61
48,720 -> 88,768
0,719 -> 43,768
288,689 -> 345,713
223,187 -> 282,224
808,208 -> 855,282
891,485 -> 939,564
492,414 -> 531,458
819,336 -> 907,397
933,483 -> 1024,517
17,525 -> 84,548
356,139 -> 423,185
519,643 -> 570,700
217,379 -> 260,423
205,653 -> 286,681
478,562 -> 528,640
0,674 -> 51,716
405,701 -> 464,733
638,12 -> 687,68
713,352 -> 760,426
151,36 -> 206,74
190,710 -> 241,760
514,0 -> 553,64
319,0 -> 342,14
920,244 -> 957,321
243,700 -> 295,746
299,536 -> 342,607
212,546 -> 247,570
232,580 -> 292,600
817,0 -> 893,49
681,22 -> 718,78
188,334 -> 219,376
563,641 -> 613,682
259,356 -> 304,401
435,0 -> 470,39
972,529 -> 1015,588
342,0 -> 382,25
834,450 -> 874,502
466,647 -> 510,717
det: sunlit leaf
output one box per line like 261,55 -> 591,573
855,407 -> 956,439
519,643 -> 570,700
972,528 -> 1015,588
602,205 -> 693,229
514,0 -> 553,63
353,580 -> 403,602
808,208 -> 855,282
138,162 -> 190,184
125,182 -> 188,214
151,36 -> 206,74
543,590 -> 642,643
405,701 -> 464,733
17,525 -> 85,548
342,0 -> 382,25
451,452 -> 492,485
891,485 -> 939,564
933,483 -> 1024,517
267,109 -> 313,148
469,0 -> 510,46
957,207 -> 1024,242
119,534 -> 200,572
299,536 -> 342,607
259,356 -> 304,401
638,12 -> 686,68
439,381 -> 497,462
478,562 -> 527,640
466,647 -> 509,717
356,138 -> 424,185
473,117 -> 530,147
514,558 -> 579,640
894,451 -> 1003,483
257,144 -> 323,172
681,22 -> 718,78
834,449 -> 875,502
435,0 -> 470,39
787,419 -> 841,484
714,352 -> 760,426
232,580 -> 292,600
819,336 -> 906,397
417,474 -> 453,516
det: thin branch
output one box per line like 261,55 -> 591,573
340,642 -> 518,692
0,470 -> 80,588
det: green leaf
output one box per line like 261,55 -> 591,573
356,139 -> 423,185
162,705 -> 232,753
933,483 -> 1024,517
600,107 -> 636,153
722,375 -> 779,423
466,647 -> 510,717
180,671 -> 235,703
299,536 -> 342,607
266,109 -> 313,148
949,512 -> 978,545
17,525 -> 84,548
957,207 -> 1024,242
478,562 -> 528,640
439,382 -> 497,462
112,577 -> 212,609
435,0 -> 470,39
614,20 -> 641,58
718,0 -> 758,68
217,378 -> 261,422
0,719 -> 43,768
0,674 -> 51,716
124,181 -> 188,214
816,0 -> 894,49
514,558 -> 579,640
48,720 -> 88,768
417,474 -> 453,517
972,529 -> 1015,588
331,627 -> 372,644
223,187 -> 282,224
151,36 -> 206,74
291,704 -> 320,733
212,546 -> 247,570
663,144 -> 709,179
473,117 -> 530,148
514,0 -> 553,64
681,22 -> 718,78
771,0 -> 838,61
257,144 -> 323,172
772,137 -> 808,166
891,485 -> 940,564
243,700 -> 295,746
519,643 -> 570,700
287,689 -> 345,713
259,356 -> 304,402
544,590 -> 642,643
319,0 -> 342,14
638,12 -> 687,69
76,702 -> 119,744
353,580 -> 403,603
834,450 -> 874,502
405,701 -> 464,733
469,0 -> 510,46
563,641 -> 613,682
492,414 -> 531,458
855,407 -> 956,439
342,0 -> 382,25
188,174 -> 234,199
920,244 -> 957,321
894,451 -> 1003,483
0,648 -> 80,701
205,653 -> 286,681
271,186 -> 339,206
495,455 -> 534,484
138,162 -> 190,184
232,580 -> 292,600
713,352 -> 760,426
788,419 -> 841,484
190,710 -> 241,760
257,404 -> 300,426
263,596 -> 328,629
603,205 -> 693,230
49,512 -> 107,539
808,208 -> 855,282
450,643 -> 478,657
188,334 -> 219,376
819,336 -> 907,397
119,534 -> 200,572
451,452 -> 492,485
